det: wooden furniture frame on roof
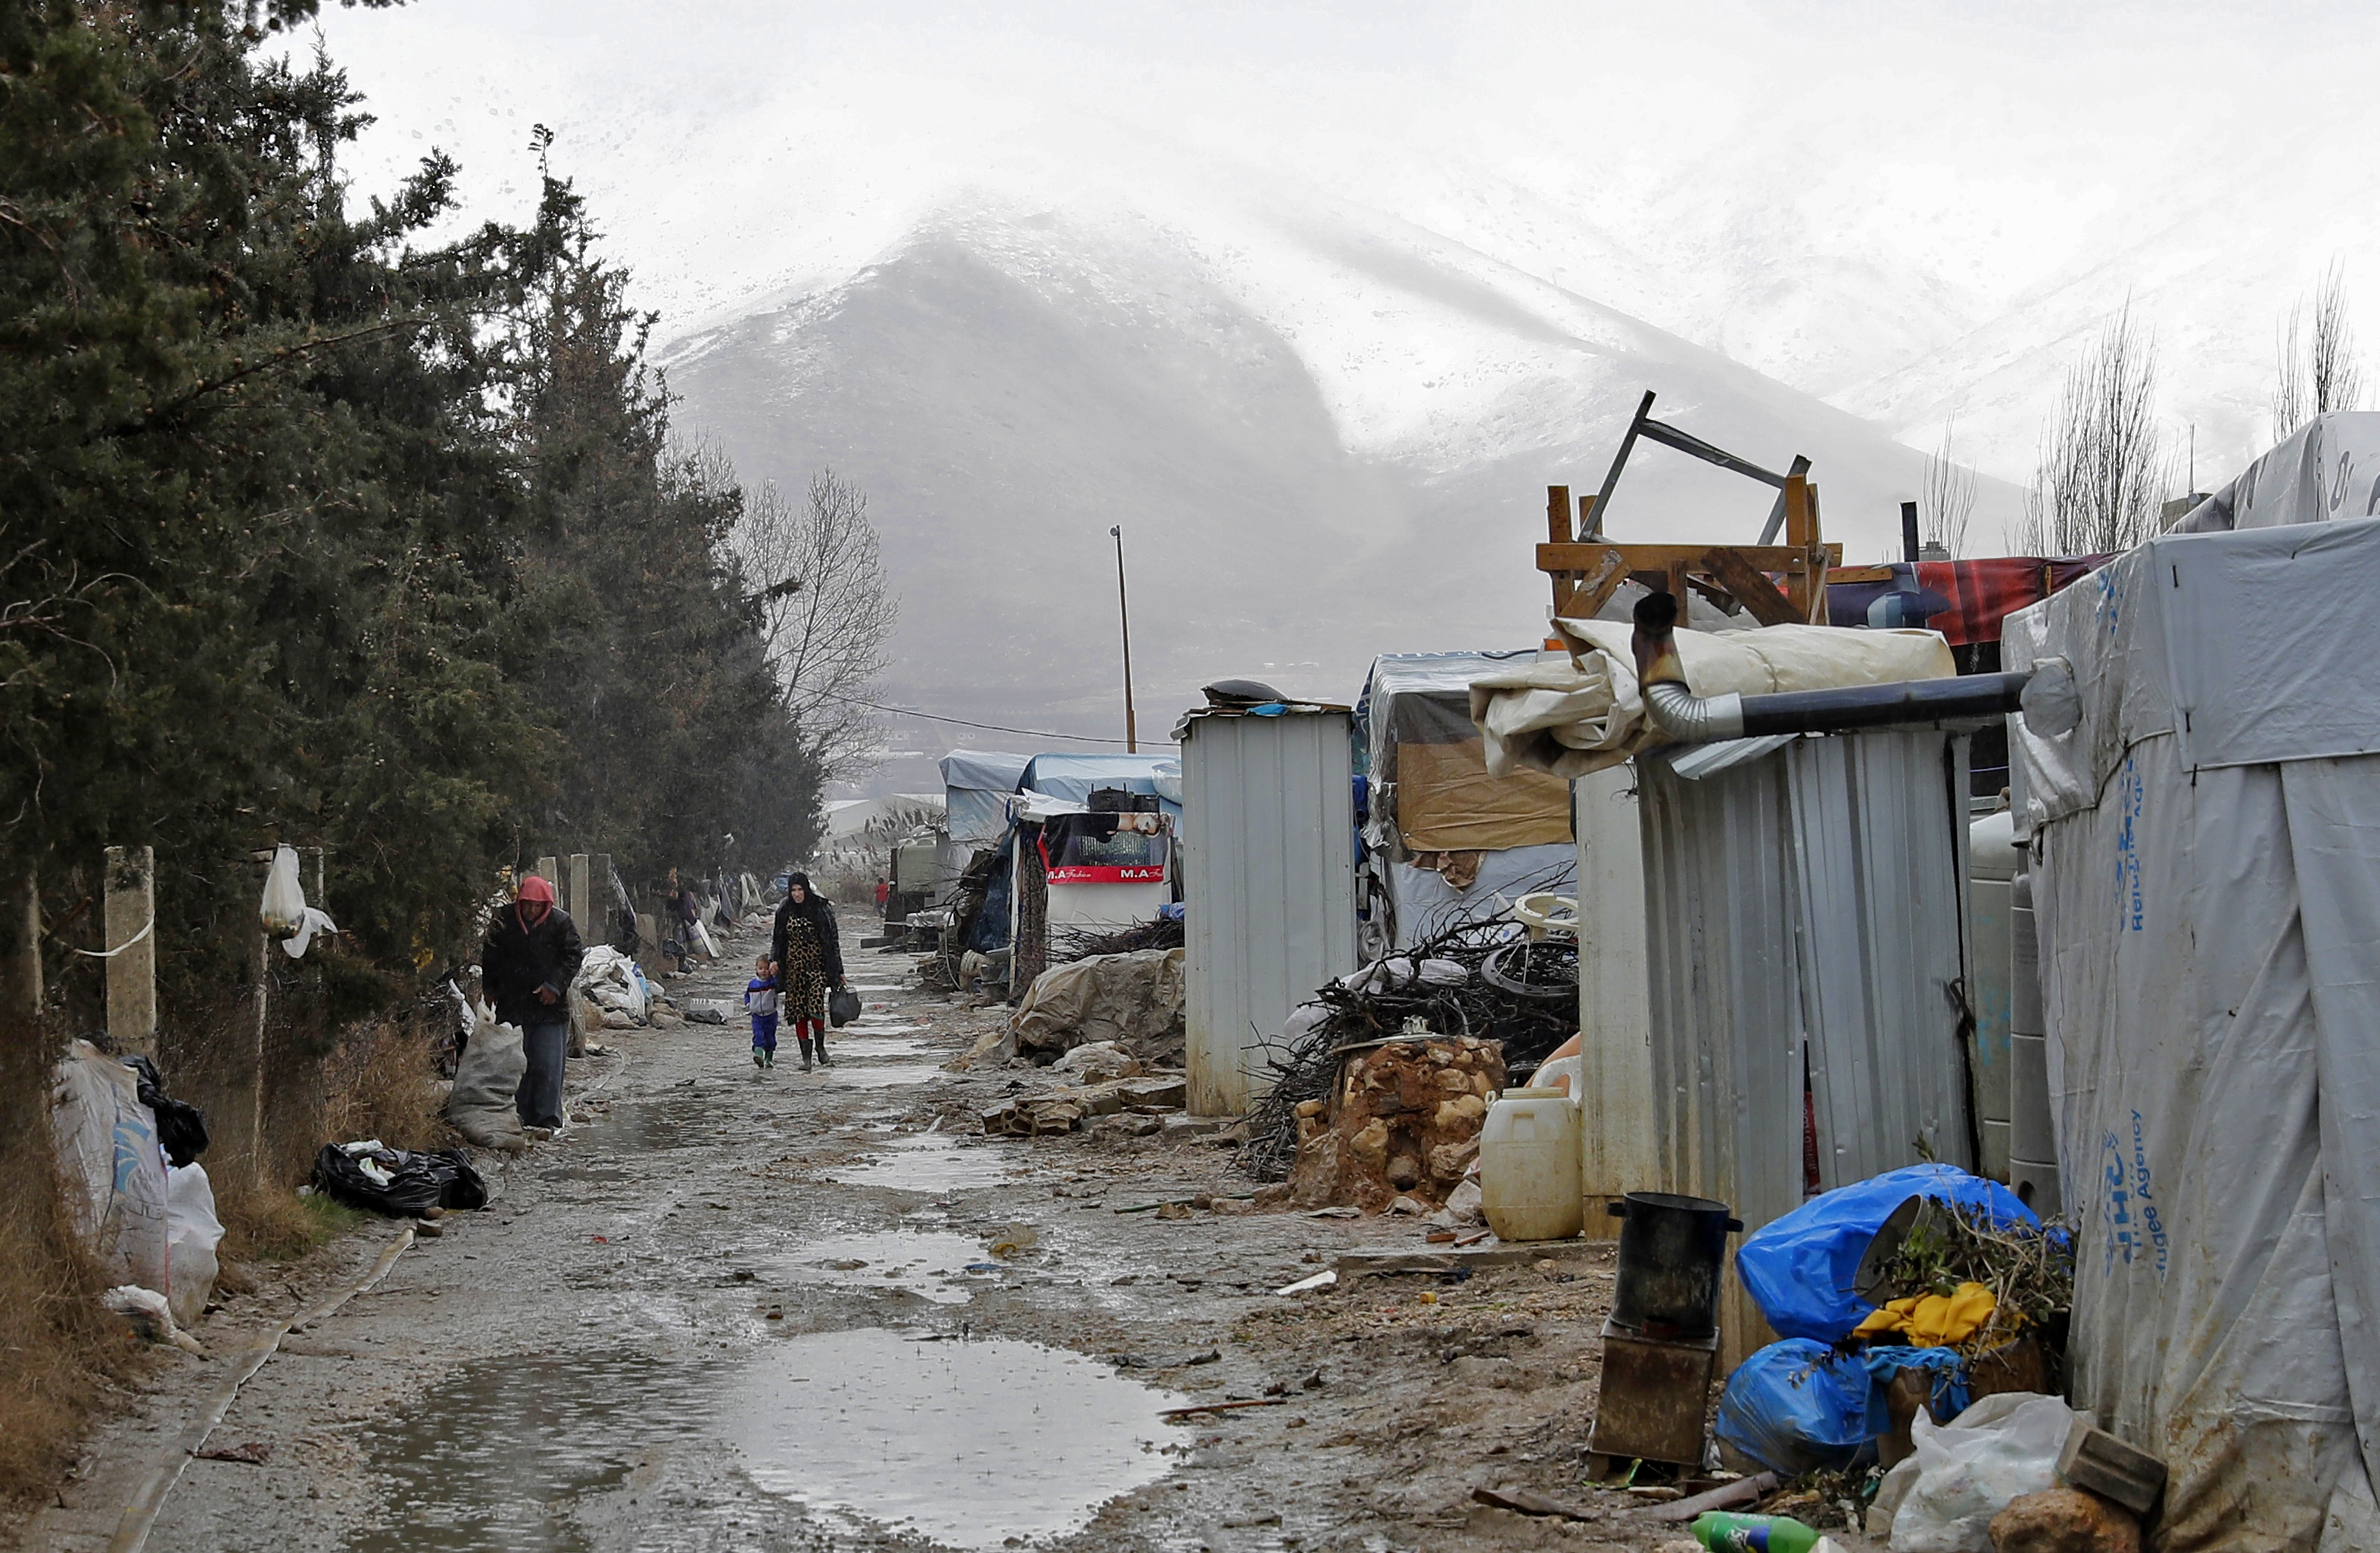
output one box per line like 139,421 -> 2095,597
1534,391 -> 1840,629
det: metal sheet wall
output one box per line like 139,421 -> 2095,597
1637,727 -> 1976,1352
1787,731 -> 1976,1186
1638,747 -> 1808,1241
1182,711 -> 1358,1116
1575,764 -> 1653,1229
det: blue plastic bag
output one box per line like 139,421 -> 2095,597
1863,1345 -> 1972,1423
1713,1339 -> 1883,1475
1735,1164 -> 2038,1341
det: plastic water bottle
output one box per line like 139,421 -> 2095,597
1690,1511 -> 1821,1553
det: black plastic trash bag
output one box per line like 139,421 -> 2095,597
829,985 -> 861,1028
311,1143 -> 487,1218
123,1053 -> 210,1168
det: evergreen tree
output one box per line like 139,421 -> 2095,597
0,1 -> 821,1004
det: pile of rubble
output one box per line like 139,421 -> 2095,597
978,1041 -> 1194,1138
572,945 -> 681,1031
1241,917 -> 1573,1181
1288,1035 -> 1504,1213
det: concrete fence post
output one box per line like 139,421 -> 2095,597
104,845 -> 157,1058
252,913 -> 271,1190
566,853 -> 592,935
590,853 -> 615,943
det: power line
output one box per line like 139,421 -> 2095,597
820,690 -> 1139,746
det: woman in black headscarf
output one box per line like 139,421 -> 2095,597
771,873 -> 846,1070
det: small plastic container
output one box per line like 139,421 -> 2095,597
1479,1086 -> 1584,1241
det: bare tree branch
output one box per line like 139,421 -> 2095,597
2016,302 -> 2168,556
2274,294 -> 2307,443
735,468 -> 898,776
2274,260 -> 2364,442
1922,412 -> 1977,559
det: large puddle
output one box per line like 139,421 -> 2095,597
737,1328 -> 1180,1544
346,1330 -> 1179,1551
772,1228 -> 989,1304
830,1133 -> 1009,1191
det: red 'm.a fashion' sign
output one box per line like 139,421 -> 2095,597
1035,811 -> 1171,886
1047,864 -> 1167,884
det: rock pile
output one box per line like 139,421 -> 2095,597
980,1074 -> 1188,1137
1288,1036 -> 1505,1213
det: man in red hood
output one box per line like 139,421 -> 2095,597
479,873 -> 584,1131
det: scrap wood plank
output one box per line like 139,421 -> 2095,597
1538,542 -> 1842,572
1565,542 -> 1631,621
1697,548 -> 1802,628
1159,1398 -> 1287,1418
1472,1485 -> 1593,1520
1336,1240 -> 1603,1278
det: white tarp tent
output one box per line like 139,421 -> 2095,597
939,750 -> 1031,845
2006,508 -> 2380,1550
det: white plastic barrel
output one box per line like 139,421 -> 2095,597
1480,1087 -> 1584,1241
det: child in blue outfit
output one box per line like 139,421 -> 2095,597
745,954 -> 780,1069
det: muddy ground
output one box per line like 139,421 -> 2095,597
17,920 -> 1861,1553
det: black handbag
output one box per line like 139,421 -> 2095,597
828,985 -> 861,1028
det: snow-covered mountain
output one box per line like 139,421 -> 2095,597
304,0 -> 2380,775
658,192 -> 2015,754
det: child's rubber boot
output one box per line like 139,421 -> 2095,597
753,1046 -> 765,1070
763,1047 -> 774,1068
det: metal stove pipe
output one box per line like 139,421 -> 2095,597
1631,592 -> 2031,744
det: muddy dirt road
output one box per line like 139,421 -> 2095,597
22,918 -> 1770,1553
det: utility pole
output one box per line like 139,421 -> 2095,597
1110,525 -> 1139,753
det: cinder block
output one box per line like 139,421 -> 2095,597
2058,1417 -> 2167,1515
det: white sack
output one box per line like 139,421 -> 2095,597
260,842 -> 307,935
576,945 -> 646,1019
1470,619 -> 1955,780
165,1163 -> 223,1329
1886,1392 -> 2073,1553
447,999 -> 526,1151
281,904 -> 338,959
103,1284 -> 204,1354
49,1041 -> 171,1296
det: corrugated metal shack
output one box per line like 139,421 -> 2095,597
1179,703 -> 1358,1116
1632,725 -> 1977,1359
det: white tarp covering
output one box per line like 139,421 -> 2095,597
1014,753 -> 1183,824
2005,516 -> 2380,1551
1471,620 -> 1956,780
939,749 -> 1031,843
2173,411 -> 2380,535
1386,842 -> 1575,950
